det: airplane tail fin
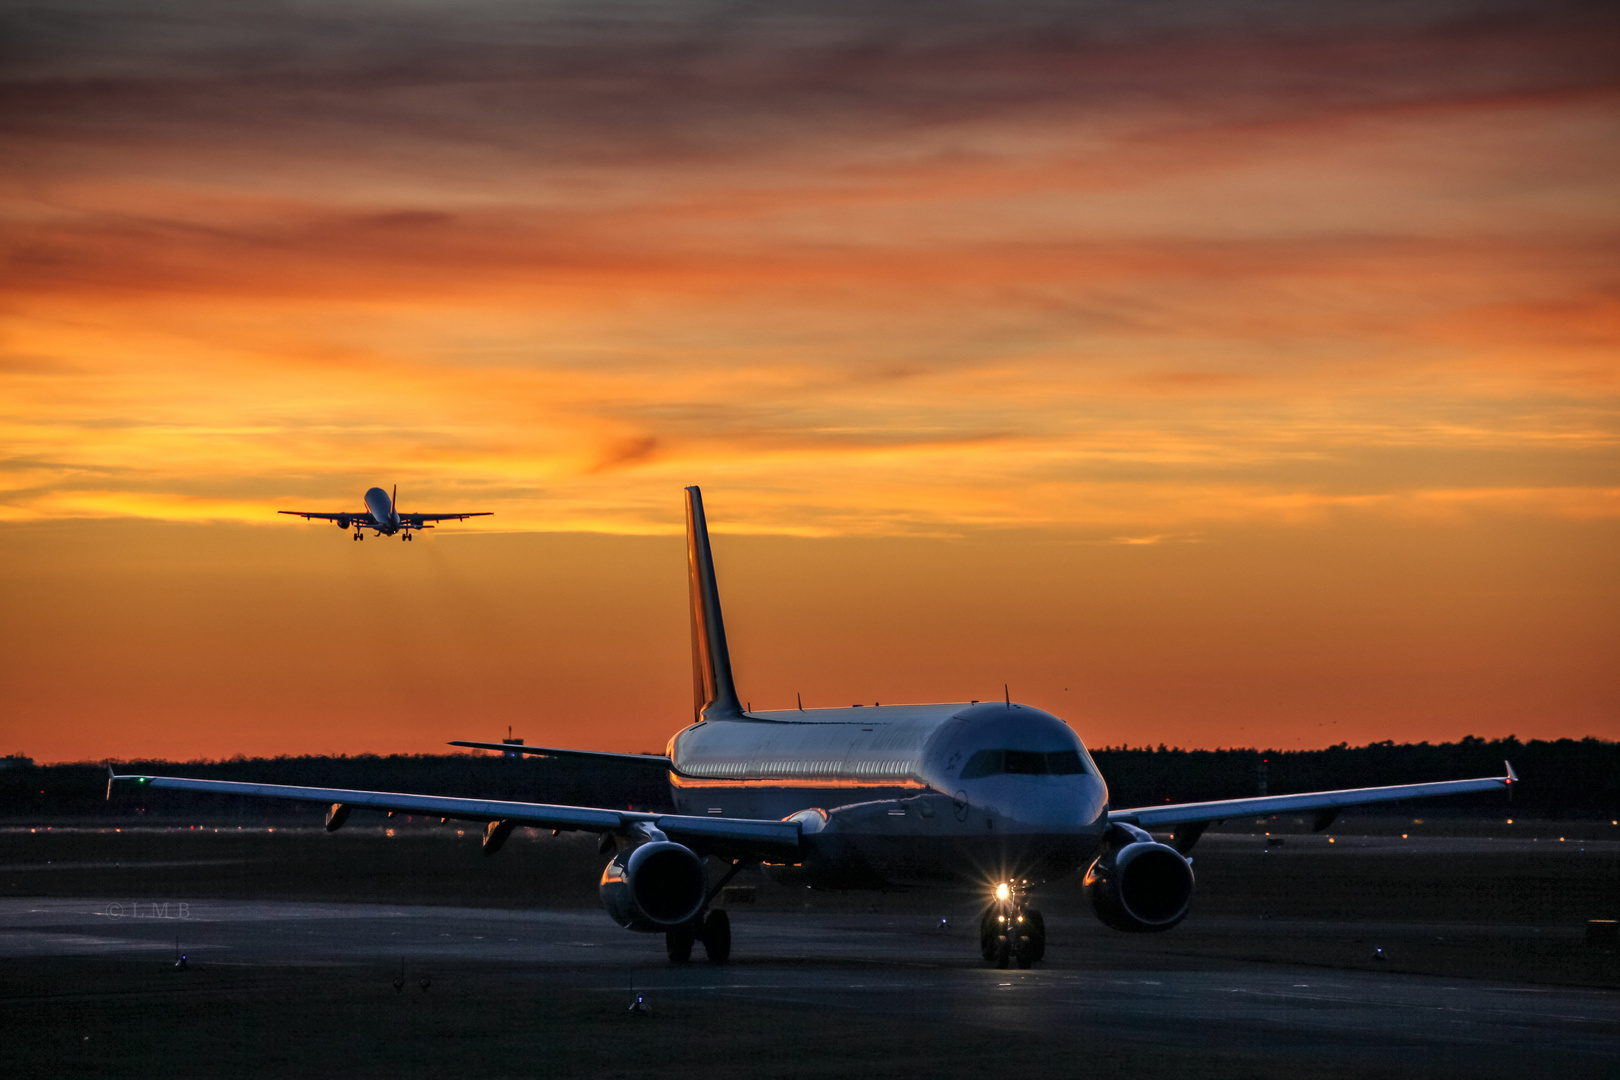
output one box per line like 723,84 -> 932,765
685,486 -> 745,722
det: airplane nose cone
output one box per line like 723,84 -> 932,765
965,774 -> 1106,833
1011,775 -> 1107,830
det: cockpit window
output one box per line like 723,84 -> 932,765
960,748 -> 1086,779
1003,750 -> 1045,774
1045,750 -> 1085,774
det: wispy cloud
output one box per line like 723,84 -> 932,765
1,0 -> 1616,536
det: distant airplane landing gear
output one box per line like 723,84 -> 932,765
982,880 -> 1044,969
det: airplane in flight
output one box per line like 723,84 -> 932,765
278,485 -> 491,541
113,486 -> 1515,967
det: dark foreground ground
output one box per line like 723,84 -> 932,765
2,824 -> 1617,1079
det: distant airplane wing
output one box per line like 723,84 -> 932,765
402,513 -> 493,522
106,772 -> 798,861
1109,762 -> 1516,829
277,511 -> 378,525
448,741 -> 671,768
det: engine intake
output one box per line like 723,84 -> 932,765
336,514 -> 351,530
1084,837 -> 1195,933
599,840 -> 706,931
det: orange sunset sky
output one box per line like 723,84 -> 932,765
2,1 -> 1616,763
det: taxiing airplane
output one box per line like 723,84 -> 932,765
113,487 -> 1514,967
278,485 -> 491,541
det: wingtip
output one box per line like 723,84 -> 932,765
1504,759 -> 1518,784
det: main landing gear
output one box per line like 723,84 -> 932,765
666,909 -> 730,964
401,531 -> 413,542
666,858 -> 747,964
981,880 -> 1045,969
352,530 -> 364,541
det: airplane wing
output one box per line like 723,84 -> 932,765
277,511 -> 378,525
448,741 -> 671,768
106,772 -> 798,861
403,513 -> 493,522
1109,761 -> 1516,829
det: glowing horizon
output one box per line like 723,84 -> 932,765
2,1 -> 1615,761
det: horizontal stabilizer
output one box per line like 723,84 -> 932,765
448,741 -> 670,768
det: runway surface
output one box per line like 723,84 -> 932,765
4,897 -> 1616,1078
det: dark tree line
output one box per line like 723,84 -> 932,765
1,736 -> 1614,821
1091,736 -> 1618,816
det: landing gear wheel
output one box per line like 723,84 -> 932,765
700,909 -> 731,964
995,936 -> 1011,969
1015,938 -> 1035,968
665,927 -> 694,964
1025,910 -> 1046,962
979,910 -> 998,961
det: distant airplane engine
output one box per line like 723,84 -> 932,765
335,514 -> 350,530
1084,833 -> 1195,933
409,516 -> 424,529
599,841 -> 706,931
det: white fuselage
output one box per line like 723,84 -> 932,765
665,701 -> 1110,889
363,487 -> 399,534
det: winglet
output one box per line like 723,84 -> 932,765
1505,760 -> 1517,784
685,487 -> 744,722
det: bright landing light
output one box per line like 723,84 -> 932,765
995,883 -> 1011,901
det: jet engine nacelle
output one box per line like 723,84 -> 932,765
409,516 -> 424,530
335,515 -> 351,530
1084,831 -> 1195,933
599,840 -> 706,932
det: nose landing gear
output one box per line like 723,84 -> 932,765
981,880 -> 1045,968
